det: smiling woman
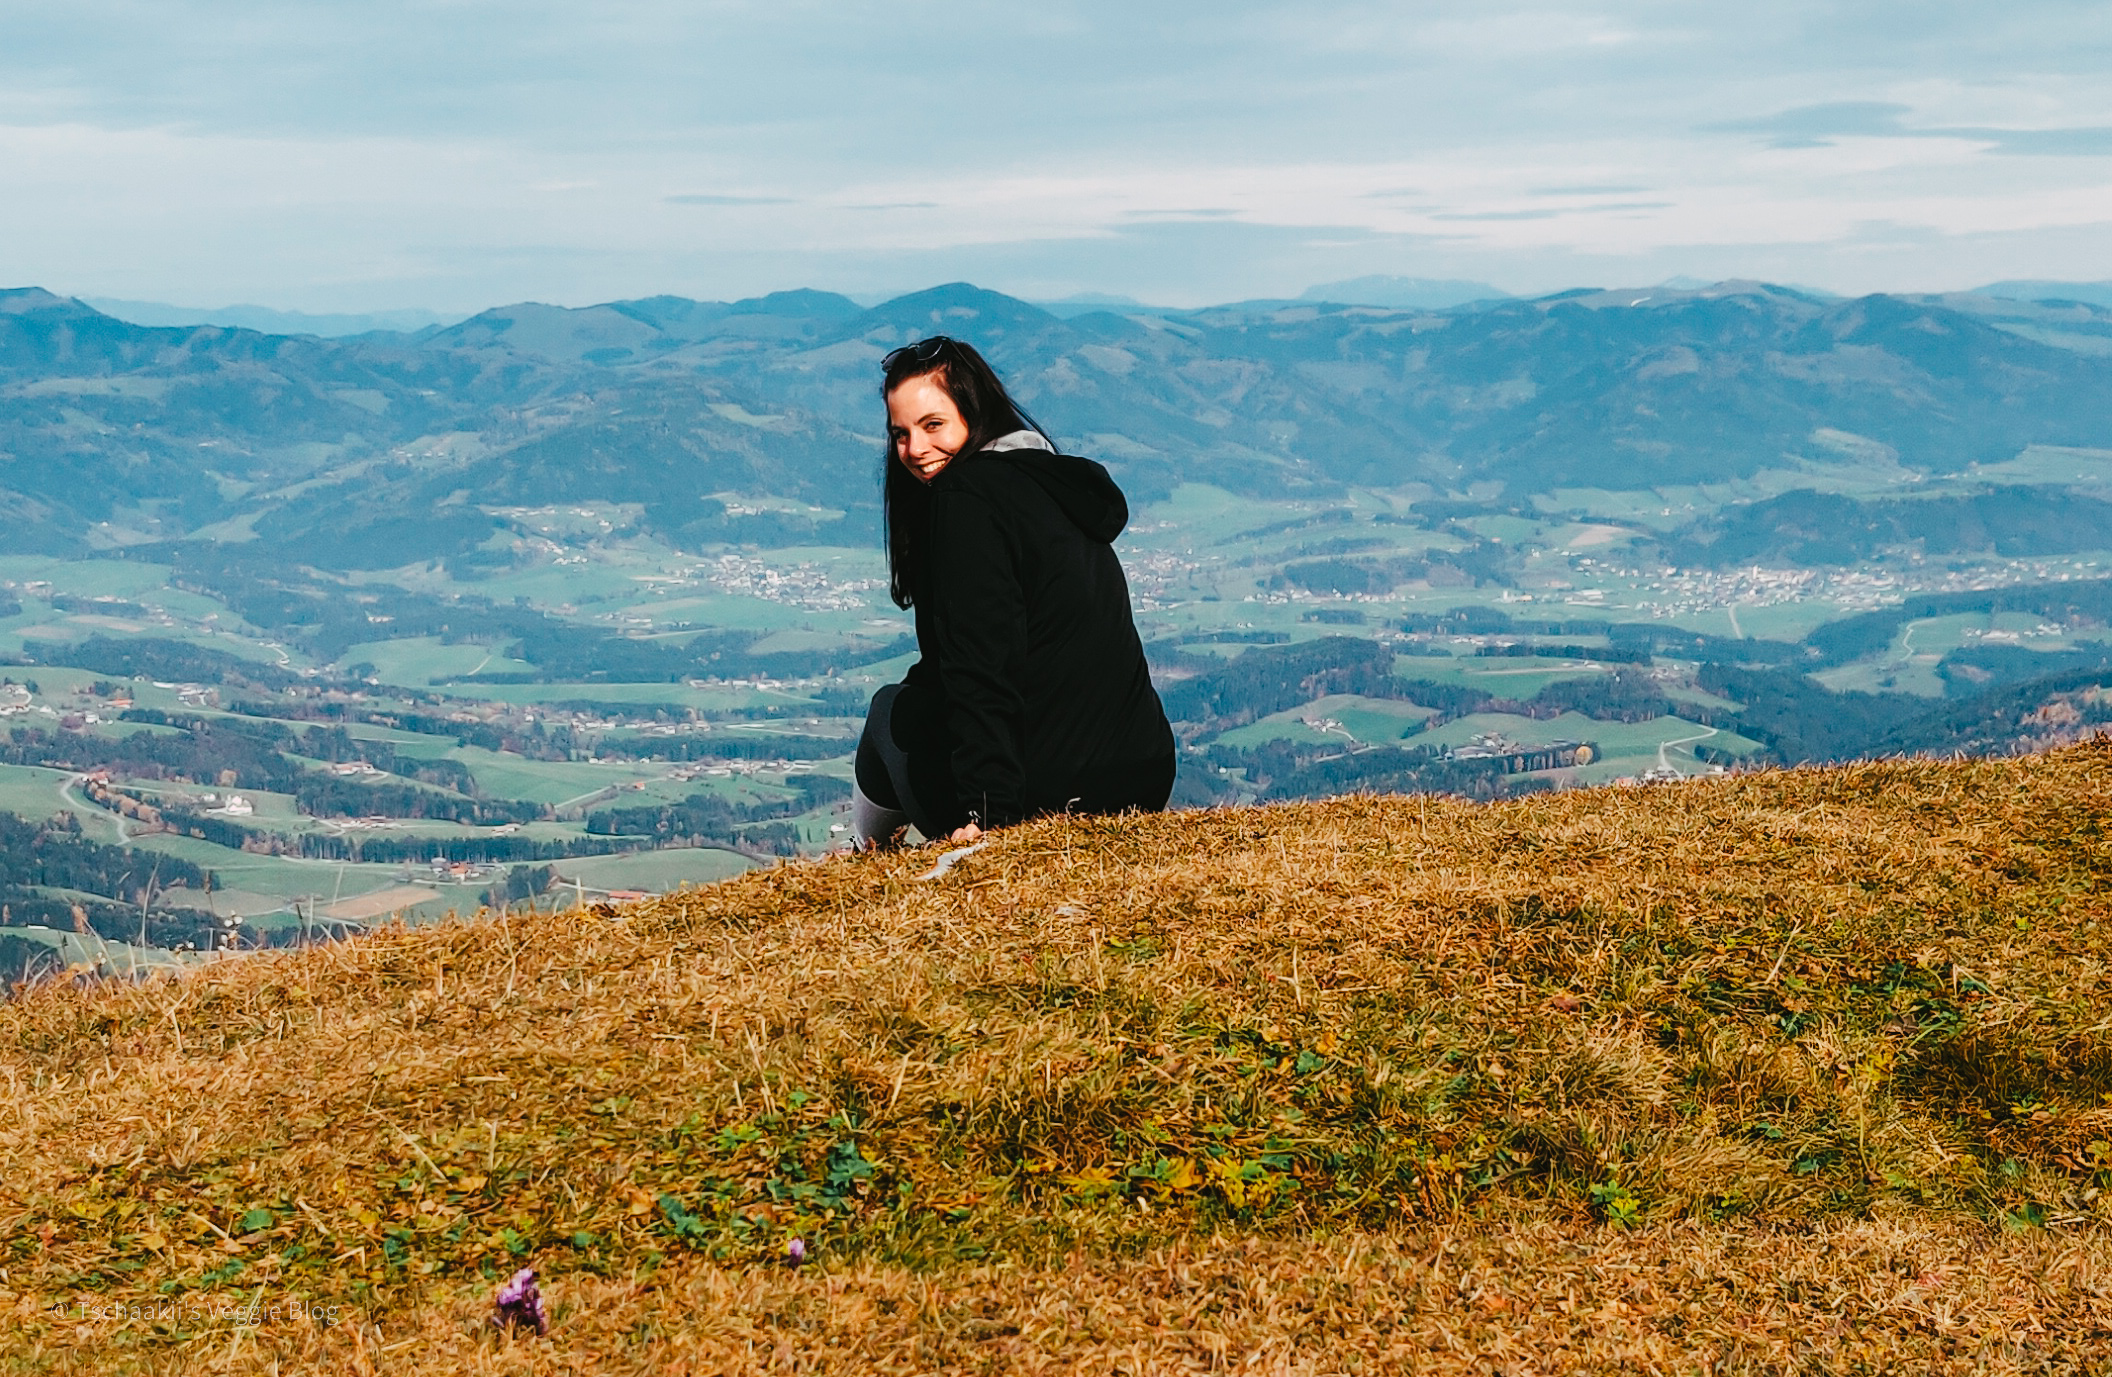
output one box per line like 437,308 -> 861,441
851,337 -> 1174,847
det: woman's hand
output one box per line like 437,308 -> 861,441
945,822 -> 984,845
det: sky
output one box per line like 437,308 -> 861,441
3,0 -> 2110,312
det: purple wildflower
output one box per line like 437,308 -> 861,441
493,1266 -> 548,1337
785,1236 -> 807,1266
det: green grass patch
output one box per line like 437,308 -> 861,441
552,848 -> 754,894
0,764 -> 74,820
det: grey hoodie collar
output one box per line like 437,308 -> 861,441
982,428 -> 1054,453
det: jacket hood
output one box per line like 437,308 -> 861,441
978,430 -> 1129,543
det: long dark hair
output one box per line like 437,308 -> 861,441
880,336 -> 1045,609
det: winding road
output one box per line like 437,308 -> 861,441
57,773 -> 129,843
1657,723 -> 1720,776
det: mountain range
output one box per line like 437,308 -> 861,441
81,299 -> 460,338
5,278 -> 2112,569
1976,280 -> 2112,309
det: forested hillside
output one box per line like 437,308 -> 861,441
8,281 -> 2112,566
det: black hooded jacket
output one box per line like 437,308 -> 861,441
906,445 -> 1174,827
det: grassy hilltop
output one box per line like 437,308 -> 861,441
10,746 -> 2112,1372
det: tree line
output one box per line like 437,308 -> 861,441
584,775 -> 850,855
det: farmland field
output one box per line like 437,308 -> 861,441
552,848 -> 754,894
1214,694 -> 1437,749
7,474 -> 2112,965
0,764 -> 70,820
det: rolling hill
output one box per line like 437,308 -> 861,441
7,279 -> 2112,569
8,746 -> 2112,1372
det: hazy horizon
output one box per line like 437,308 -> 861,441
41,271 -> 2106,339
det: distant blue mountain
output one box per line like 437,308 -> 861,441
1975,280 -> 2112,309
847,282 -> 1065,346
82,298 -> 463,338
6,279 -> 2112,567
1033,292 -> 1179,319
1298,276 -> 1511,309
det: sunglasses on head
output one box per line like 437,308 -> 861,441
888,336 -> 958,368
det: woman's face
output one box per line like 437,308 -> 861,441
886,373 -> 969,483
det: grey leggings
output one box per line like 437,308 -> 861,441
850,682 -> 957,845
849,680 -> 1176,846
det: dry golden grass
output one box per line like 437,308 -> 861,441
19,1224 -> 2112,1373
10,745 -> 2112,1372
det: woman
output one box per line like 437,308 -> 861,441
851,336 -> 1175,847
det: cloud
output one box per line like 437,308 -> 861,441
1709,102 -> 1915,149
1529,184 -> 1652,196
1121,208 -> 1244,220
1711,102 -> 2112,157
1430,209 -> 1563,221
1961,126 -> 2112,157
664,193 -> 794,206
3,2 -> 2111,307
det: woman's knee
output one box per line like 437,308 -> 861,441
850,780 -> 909,849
